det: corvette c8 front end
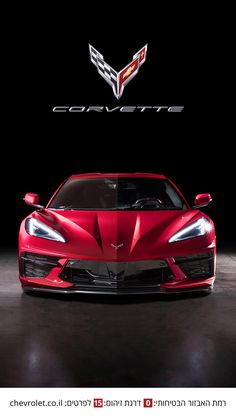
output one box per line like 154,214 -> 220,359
19,173 -> 216,295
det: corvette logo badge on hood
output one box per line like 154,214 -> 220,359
111,243 -> 124,250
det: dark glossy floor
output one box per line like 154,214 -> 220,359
0,250 -> 235,387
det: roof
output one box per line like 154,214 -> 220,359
70,173 -> 167,179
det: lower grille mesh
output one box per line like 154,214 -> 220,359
20,252 -> 59,278
175,252 -> 215,279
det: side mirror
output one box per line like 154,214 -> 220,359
193,193 -> 212,209
23,193 -> 44,209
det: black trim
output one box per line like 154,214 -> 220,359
59,259 -> 174,291
175,252 -> 215,279
20,252 -> 60,278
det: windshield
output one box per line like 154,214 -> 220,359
49,177 -> 187,210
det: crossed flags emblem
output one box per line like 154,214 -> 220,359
89,44 -> 148,99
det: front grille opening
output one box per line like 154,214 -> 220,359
20,252 -> 60,278
175,251 -> 215,279
59,260 -> 174,290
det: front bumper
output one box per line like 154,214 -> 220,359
19,250 -> 216,294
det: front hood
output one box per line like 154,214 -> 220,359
30,209 -> 212,260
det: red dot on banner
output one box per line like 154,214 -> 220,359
93,398 -> 103,408
144,398 -> 153,408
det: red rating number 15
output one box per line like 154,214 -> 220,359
94,398 -> 103,408
143,398 -> 153,408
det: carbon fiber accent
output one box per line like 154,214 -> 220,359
20,252 -> 59,278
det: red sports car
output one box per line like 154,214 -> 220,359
19,173 -> 216,294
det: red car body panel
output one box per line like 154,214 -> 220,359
19,173 -> 216,294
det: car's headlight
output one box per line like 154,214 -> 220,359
168,217 -> 212,243
25,218 -> 66,243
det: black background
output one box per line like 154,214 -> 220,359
2,7 -> 234,248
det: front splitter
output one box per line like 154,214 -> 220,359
22,285 -> 213,295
